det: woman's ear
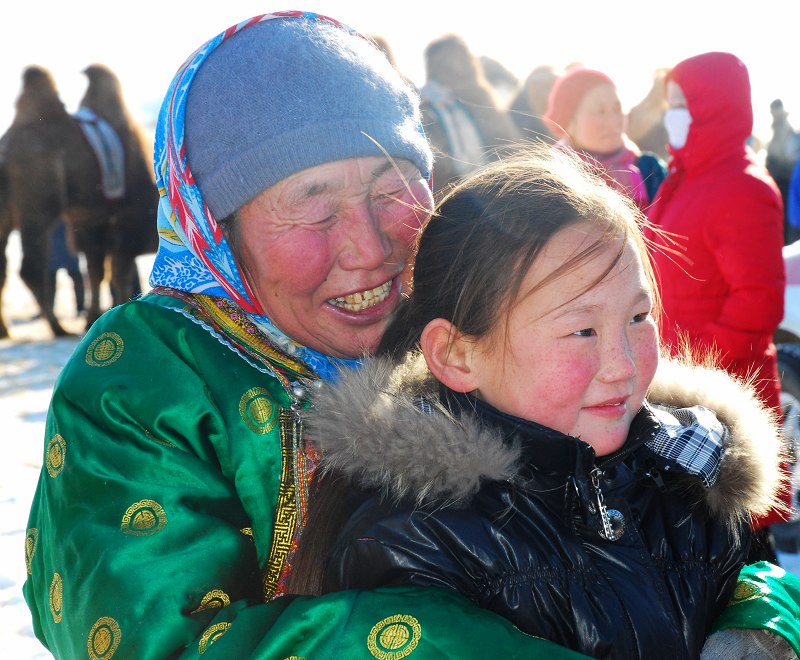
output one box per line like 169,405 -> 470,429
420,318 -> 480,393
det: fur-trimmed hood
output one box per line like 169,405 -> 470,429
303,352 -> 786,527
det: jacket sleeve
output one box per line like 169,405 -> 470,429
325,501 -> 491,601
789,161 -> 800,229
705,561 -> 800,659
700,175 -> 785,361
23,302 -> 288,658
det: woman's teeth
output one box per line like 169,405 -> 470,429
328,281 -> 392,312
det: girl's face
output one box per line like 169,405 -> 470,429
567,83 -> 625,154
468,222 -> 659,456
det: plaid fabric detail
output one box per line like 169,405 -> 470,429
414,395 -> 435,416
646,405 -> 728,489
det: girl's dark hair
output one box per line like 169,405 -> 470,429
378,144 -> 659,361
286,145 -> 659,596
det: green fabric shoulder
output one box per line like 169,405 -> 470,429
23,292 -> 589,659
711,561 -> 800,657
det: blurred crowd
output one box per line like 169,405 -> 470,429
375,31 -> 799,240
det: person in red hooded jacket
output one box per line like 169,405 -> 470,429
645,52 -> 789,558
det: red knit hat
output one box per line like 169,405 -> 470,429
544,68 -> 615,137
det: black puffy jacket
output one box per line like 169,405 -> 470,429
305,354 -> 783,660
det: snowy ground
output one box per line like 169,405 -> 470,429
1,231 -> 799,658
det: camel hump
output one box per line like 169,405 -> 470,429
79,64 -> 131,135
13,65 -> 68,126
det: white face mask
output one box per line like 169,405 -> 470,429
664,107 -> 692,149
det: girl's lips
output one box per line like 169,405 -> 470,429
584,401 -> 627,417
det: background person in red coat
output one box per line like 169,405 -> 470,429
645,52 -> 789,559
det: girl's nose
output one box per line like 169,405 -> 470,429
599,336 -> 636,383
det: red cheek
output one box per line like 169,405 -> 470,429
266,233 -> 334,292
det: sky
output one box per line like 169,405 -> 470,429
0,1 -> 798,149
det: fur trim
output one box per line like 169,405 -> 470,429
648,358 -> 788,529
304,352 -> 785,526
303,353 -> 520,506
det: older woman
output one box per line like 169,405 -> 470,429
22,12 -> 583,659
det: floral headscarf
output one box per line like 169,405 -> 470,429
149,11 -> 367,380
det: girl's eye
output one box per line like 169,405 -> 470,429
632,312 -> 651,324
574,328 -> 596,337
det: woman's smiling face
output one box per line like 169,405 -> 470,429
468,221 -> 659,456
235,156 -> 433,358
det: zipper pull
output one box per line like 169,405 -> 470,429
590,467 -> 626,541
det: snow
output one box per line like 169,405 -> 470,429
1,231 -> 798,658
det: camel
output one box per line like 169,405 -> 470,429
0,64 -> 158,338
626,67 -> 670,160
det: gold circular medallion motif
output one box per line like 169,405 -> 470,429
87,616 -> 121,659
198,622 -> 232,654
25,528 -> 38,574
120,499 -> 167,536
85,332 -> 124,367
731,579 -> 767,604
192,589 -> 231,614
46,434 -> 67,477
367,614 -> 421,659
49,572 -> 63,623
239,388 -> 277,434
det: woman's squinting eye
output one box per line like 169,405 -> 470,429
631,311 -> 651,324
574,327 -> 596,337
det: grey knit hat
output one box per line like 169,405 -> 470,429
185,16 -> 433,219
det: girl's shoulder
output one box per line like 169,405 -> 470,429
643,357 -> 785,529
305,353 -> 521,508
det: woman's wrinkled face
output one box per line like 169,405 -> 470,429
469,222 -> 659,456
568,83 -> 626,154
236,157 -> 433,359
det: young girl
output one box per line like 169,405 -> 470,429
293,149 -> 786,659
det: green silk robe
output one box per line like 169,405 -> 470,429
23,290 -> 586,659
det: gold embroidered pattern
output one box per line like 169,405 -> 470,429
367,614 -> 421,659
188,293 -> 314,378
25,528 -> 38,574
263,410 -> 299,600
120,499 -> 168,536
240,527 -> 253,538
49,572 -> 63,623
191,589 -> 231,614
198,622 -> 231,654
46,434 -> 66,477
729,578 -> 769,605
239,387 -> 277,434
85,332 -> 125,367
87,616 -> 121,659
